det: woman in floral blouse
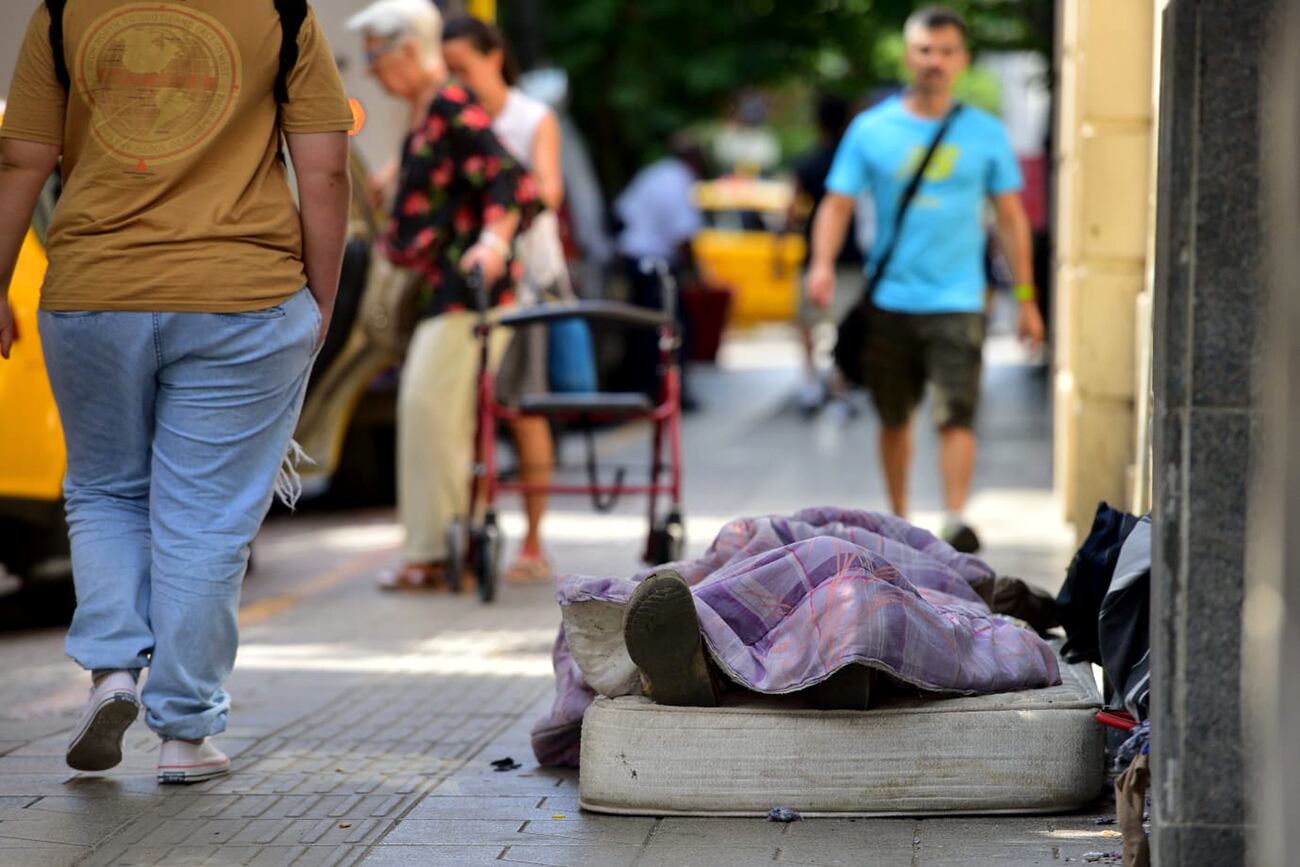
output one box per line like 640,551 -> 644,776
349,0 -> 539,590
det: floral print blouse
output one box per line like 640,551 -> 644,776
382,82 -> 539,317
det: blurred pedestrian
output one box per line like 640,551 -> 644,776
713,89 -> 780,177
614,133 -> 705,407
348,0 -> 539,591
0,1 -> 353,780
805,5 -> 1044,553
442,16 -> 567,584
788,94 -> 860,417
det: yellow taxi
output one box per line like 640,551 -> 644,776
691,176 -> 807,324
0,175 -> 66,585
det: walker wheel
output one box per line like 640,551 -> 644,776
645,510 -> 686,565
472,521 -> 502,603
445,520 -> 467,593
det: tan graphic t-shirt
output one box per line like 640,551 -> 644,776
1,2 -> 354,311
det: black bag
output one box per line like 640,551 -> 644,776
1056,502 -> 1152,721
1098,516 -> 1151,720
1057,501 -> 1142,665
833,103 -> 963,385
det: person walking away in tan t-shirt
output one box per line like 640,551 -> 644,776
0,0 -> 353,783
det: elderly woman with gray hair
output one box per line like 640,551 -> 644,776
347,0 -> 539,591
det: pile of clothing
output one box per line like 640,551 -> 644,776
1057,502 -> 1153,867
1058,503 -> 1151,726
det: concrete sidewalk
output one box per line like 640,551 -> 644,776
0,318 -> 1118,866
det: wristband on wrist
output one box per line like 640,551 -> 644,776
1014,282 -> 1036,303
478,230 -> 510,258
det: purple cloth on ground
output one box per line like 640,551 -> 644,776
530,507 -> 1062,767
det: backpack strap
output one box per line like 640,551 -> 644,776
46,0 -> 70,92
273,0 -> 308,104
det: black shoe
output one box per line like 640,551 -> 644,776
623,569 -> 719,707
942,521 -> 982,554
806,665 -> 875,710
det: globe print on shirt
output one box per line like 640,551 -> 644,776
76,4 -> 242,173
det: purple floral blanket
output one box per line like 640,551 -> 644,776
531,507 -> 1062,767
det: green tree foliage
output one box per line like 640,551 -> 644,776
502,0 -> 1050,193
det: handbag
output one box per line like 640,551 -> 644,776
513,214 -> 598,393
833,103 -> 964,385
548,315 -> 599,393
359,251 -> 422,358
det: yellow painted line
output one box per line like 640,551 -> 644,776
4,541 -> 397,721
237,594 -> 299,625
239,544 -> 397,627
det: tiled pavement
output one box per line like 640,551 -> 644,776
0,570 -> 563,866
0,320 -> 1118,865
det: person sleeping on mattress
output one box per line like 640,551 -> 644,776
531,507 -> 1063,767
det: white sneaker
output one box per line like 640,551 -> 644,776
66,671 -> 140,772
157,737 -> 230,784
824,396 -> 859,426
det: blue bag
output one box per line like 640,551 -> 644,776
547,318 -> 598,393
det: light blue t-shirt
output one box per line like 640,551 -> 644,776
825,96 -> 1022,314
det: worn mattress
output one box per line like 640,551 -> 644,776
579,657 -> 1104,817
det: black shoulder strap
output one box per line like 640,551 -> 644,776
867,102 -> 964,299
46,0 -> 70,92
273,0 -> 308,105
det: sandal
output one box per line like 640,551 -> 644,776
504,552 -> 553,584
376,561 -> 448,592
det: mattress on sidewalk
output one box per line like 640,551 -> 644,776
579,657 -> 1104,817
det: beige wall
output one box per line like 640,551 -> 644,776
0,4 -> 33,106
1054,0 -> 1159,532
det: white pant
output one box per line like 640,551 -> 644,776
398,312 -> 510,561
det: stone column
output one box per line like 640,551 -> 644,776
1149,0 -> 1272,863
1250,0 -> 1300,861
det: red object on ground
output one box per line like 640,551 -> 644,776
683,282 -> 734,363
1096,709 -> 1138,731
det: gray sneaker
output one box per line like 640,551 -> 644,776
66,672 -> 140,772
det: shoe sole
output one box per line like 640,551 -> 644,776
623,570 -> 717,707
66,694 -> 140,772
157,760 -> 231,785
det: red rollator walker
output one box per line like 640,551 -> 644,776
449,263 -> 686,602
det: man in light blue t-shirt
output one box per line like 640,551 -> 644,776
806,5 -> 1044,553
